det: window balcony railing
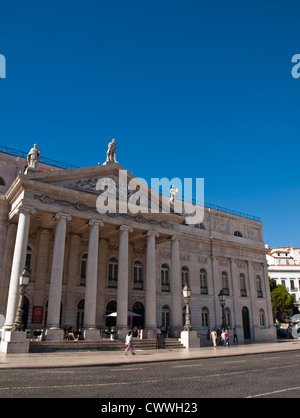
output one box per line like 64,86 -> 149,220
133,282 -> 143,290
257,290 -> 263,298
161,284 -> 170,292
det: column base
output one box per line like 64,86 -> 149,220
179,330 -> 201,348
45,327 -> 64,341
117,328 -> 129,340
171,328 -> 182,338
143,328 -> 156,339
0,330 -> 29,353
83,328 -> 100,340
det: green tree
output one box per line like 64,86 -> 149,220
270,281 -> 294,321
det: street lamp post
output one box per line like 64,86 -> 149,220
179,284 -> 200,348
182,284 -> 192,331
218,289 -> 226,330
12,269 -> 30,332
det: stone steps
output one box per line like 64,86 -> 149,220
29,338 -> 185,353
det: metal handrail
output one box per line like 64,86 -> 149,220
0,145 -> 79,170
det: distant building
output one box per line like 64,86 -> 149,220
267,247 -> 300,310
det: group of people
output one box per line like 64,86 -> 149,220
64,326 -> 82,341
208,328 -> 238,347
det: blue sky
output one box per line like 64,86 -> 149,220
1,0 -> 300,248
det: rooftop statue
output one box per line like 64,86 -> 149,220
25,144 -> 41,174
169,185 -> 178,204
103,138 -> 118,165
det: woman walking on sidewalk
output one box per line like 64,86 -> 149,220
124,331 -> 136,356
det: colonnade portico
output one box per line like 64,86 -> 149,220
3,203 -> 179,341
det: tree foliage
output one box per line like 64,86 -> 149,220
269,279 -> 294,320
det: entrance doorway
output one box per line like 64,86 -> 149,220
131,302 -> 144,330
242,306 -> 251,340
105,300 -> 117,328
77,299 -> 84,329
22,297 -> 29,329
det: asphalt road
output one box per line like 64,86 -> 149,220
0,351 -> 299,399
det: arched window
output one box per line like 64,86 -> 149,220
256,275 -> 263,298
106,300 -> 117,328
162,305 -> 171,329
80,253 -> 88,286
202,306 -> 209,328
161,264 -> 170,292
181,266 -> 189,287
200,268 -> 208,294
133,260 -> 143,290
195,223 -> 205,229
259,309 -> 266,327
132,301 -> 144,329
222,271 -> 229,295
240,273 -> 247,297
25,245 -> 33,272
234,231 -> 243,237
0,177 -> 5,186
108,257 -> 118,288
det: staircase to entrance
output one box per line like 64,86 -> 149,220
29,338 -> 185,353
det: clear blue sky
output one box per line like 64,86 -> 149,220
1,0 -> 300,248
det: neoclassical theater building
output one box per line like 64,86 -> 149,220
0,144 -> 276,343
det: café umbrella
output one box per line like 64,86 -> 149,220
104,311 -> 142,317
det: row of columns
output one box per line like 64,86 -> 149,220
3,206 -> 183,340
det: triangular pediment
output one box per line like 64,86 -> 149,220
20,162 -> 182,217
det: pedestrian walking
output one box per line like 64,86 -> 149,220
225,330 -> 229,348
210,329 -> 217,347
221,329 -> 225,346
124,331 -> 136,356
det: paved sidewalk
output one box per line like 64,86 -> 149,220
0,339 -> 299,369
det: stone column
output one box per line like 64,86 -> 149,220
144,230 -> 159,338
64,233 -> 81,326
116,225 -> 132,339
1,206 -> 35,354
0,223 -> 16,315
229,258 -> 238,328
171,235 -> 182,337
246,260 -> 255,341
3,206 -> 35,330
32,229 -> 51,324
83,219 -> 104,340
45,212 -> 71,341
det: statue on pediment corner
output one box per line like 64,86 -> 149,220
103,138 -> 118,165
25,143 -> 41,174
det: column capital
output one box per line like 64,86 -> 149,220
88,219 -> 104,227
18,205 -> 36,216
54,212 -> 72,222
171,234 -> 180,242
146,230 -> 160,238
119,225 -> 133,233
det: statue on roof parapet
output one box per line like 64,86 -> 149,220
24,143 -> 41,174
103,138 -> 118,165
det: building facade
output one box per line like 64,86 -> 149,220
267,247 -> 300,310
0,146 -> 276,344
